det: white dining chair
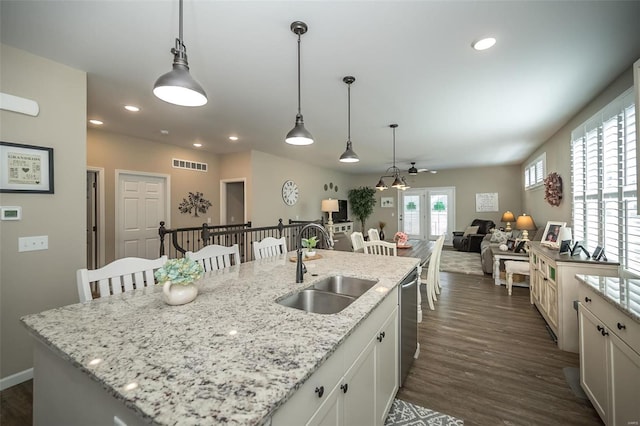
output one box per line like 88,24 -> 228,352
422,235 -> 445,310
363,240 -> 397,256
350,231 -> 365,252
253,236 -> 288,260
76,256 -> 168,303
187,244 -> 241,272
367,228 -> 380,241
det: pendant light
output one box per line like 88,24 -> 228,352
285,21 -> 314,145
375,124 -> 408,191
153,0 -> 207,107
339,76 -> 359,163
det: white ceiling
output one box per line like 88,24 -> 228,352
2,1 -> 640,175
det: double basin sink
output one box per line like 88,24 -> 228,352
277,275 -> 378,314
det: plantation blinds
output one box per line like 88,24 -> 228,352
524,153 -> 545,189
571,88 -> 638,276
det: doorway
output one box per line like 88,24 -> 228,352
115,170 -> 170,259
400,187 -> 455,244
86,167 -> 105,268
220,179 -> 247,225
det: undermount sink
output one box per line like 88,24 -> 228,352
277,276 -> 379,314
312,275 -> 378,298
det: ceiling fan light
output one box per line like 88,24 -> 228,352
408,163 -> 418,175
472,37 -> 496,51
285,114 -> 314,145
339,140 -> 359,163
153,64 -> 208,107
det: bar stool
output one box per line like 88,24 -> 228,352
504,260 -> 530,295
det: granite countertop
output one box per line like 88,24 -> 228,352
21,250 -> 419,425
576,274 -> 640,323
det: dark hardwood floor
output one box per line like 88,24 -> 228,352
398,271 -> 603,426
0,272 -> 602,426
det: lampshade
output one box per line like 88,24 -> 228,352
558,227 -> 572,242
321,199 -> 339,213
286,21 -> 314,146
339,140 -> 359,162
501,211 -> 516,223
375,178 -> 388,191
153,0 -> 207,107
515,214 -> 536,240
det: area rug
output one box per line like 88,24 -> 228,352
438,250 -> 484,276
385,398 -> 464,426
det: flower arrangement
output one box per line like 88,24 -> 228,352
154,258 -> 203,285
394,232 -> 408,245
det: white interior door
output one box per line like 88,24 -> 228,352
400,187 -> 455,242
117,171 -> 169,259
400,190 -> 425,239
427,188 -> 455,244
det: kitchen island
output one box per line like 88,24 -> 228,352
22,249 -> 420,425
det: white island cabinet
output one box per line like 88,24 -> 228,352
22,250 -> 419,426
577,275 -> 640,426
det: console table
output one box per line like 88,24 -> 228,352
491,246 -> 529,287
326,221 -> 353,235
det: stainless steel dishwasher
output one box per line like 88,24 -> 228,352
398,268 -> 418,386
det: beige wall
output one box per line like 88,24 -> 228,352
522,66 -> 635,228
251,150 -> 352,227
87,129 -> 222,262
350,165 -> 523,236
0,45 -> 86,379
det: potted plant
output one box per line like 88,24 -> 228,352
348,186 -> 377,234
154,257 -> 204,306
301,236 -> 318,258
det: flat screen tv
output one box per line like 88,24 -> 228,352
325,199 -> 348,223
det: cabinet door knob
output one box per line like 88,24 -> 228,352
602,329 -> 609,337
340,383 -> 348,394
584,296 -> 591,302
597,325 -> 603,332
617,322 -> 626,330
315,386 -> 324,398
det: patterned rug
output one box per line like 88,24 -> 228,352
385,399 -> 464,426
438,250 -> 484,276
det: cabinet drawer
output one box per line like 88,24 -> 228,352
271,343 -> 345,425
579,285 -> 640,354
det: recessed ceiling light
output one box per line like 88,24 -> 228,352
472,37 -> 496,51
193,143 -> 202,147
124,105 -> 140,112
229,136 -> 239,141
160,130 -> 169,135
89,119 -> 103,125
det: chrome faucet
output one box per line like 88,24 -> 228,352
296,223 -> 334,283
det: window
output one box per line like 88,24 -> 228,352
571,88 -> 638,276
524,153 -> 546,189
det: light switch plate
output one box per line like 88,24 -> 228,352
18,235 -> 48,252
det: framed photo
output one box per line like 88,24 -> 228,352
514,240 -> 527,253
0,141 -> 54,193
542,221 -> 566,245
559,240 -> 572,254
381,197 -> 394,208
506,239 -> 516,251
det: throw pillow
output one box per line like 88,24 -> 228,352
463,225 -> 479,236
490,229 -> 508,244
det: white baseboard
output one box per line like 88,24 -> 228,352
0,368 -> 33,391
414,342 -> 420,359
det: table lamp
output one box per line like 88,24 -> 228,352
321,199 -> 339,227
515,214 -> 536,241
501,211 -> 516,232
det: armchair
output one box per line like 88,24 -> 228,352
452,219 -> 496,253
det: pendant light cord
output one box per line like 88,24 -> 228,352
347,83 -> 351,141
297,33 -> 302,116
179,0 -> 183,42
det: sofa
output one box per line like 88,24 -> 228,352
479,228 -> 544,274
452,219 -> 496,253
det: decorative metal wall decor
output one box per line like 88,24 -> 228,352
178,191 -> 212,217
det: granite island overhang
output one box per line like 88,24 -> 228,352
22,249 -> 420,425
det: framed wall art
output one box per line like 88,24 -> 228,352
381,197 -> 394,208
0,141 -> 54,193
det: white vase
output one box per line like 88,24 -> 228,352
305,250 -> 317,258
162,281 -> 198,306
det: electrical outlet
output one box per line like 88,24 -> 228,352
18,235 -> 48,252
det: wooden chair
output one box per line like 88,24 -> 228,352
421,235 -> 445,310
367,228 -> 380,241
350,231 -> 365,252
363,240 -> 397,256
76,256 -> 168,303
187,244 -> 240,272
253,236 -> 287,260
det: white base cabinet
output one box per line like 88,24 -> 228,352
578,285 -> 640,425
272,286 -> 399,426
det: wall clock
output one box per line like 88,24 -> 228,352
282,180 -> 299,206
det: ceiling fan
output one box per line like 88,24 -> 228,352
407,162 -> 437,175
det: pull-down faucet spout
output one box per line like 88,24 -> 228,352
296,223 -> 334,283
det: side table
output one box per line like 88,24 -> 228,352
491,246 -> 529,287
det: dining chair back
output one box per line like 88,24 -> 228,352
350,231 -> 365,252
76,256 -> 168,303
367,228 -> 380,241
253,236 -> 288,260
363,240 -> 397,256
187,244 -> 241,271
422,235 -> 445,310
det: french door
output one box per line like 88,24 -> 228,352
400,187 -> 455,244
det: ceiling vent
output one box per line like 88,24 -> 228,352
172,158 -> 208,172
